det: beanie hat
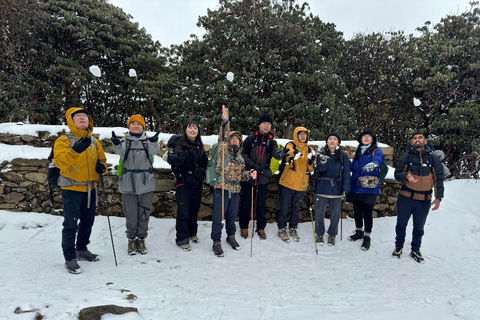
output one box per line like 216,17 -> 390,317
258,114 -> 274,125
357,129 -> 377,144
326,132 -> 341,145
411,131 -> 427,139
127,114 -> 146,129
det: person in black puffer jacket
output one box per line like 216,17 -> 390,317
170,120 -> 208,251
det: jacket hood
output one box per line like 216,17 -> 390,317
66,107 -> 93,138
228,131 -> 243,153
293,126 -> 309,147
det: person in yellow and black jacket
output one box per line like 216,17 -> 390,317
393,132 -> 444,263
276,127 -> 315,242
53,107 -> 107,274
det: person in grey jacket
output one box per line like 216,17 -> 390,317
112,114 -> 160,255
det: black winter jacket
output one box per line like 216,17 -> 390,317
171,139 -> 208,188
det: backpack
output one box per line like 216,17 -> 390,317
116,137 -> 154,178
278,141 -> 313,178
372,148 -> 389,183
162,134 -> 182,169
205,143 -> 243,187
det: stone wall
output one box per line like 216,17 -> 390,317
0,132 -> 401,221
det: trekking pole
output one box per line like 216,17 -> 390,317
99,174 -> 118,266
340,200 -> 344,241
250,180 -> 255,257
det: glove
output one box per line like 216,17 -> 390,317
279,151 -> 288,159
95,161 -> 106,174
293,151 -> 302,161
72,137 -> 92,154
111,131 -> 121,146
307,150 -> 316,160
254,164 -> 263,173
341,191 -> 348,200
318,154 -> 330,162
148,131 -> 160,142
362,162 -> 379,172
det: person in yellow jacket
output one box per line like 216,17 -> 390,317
277,127 -> 315,242
53,107 -> 107,274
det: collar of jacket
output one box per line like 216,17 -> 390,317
254,131 -> 273,140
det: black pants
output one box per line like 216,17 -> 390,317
175,185 -> 202,245
395,195 -> 430,251
239,182 -> 268,230
61,189 -> 97,261
353,199 -> 374,233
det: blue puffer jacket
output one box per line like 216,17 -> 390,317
314,151 -> 351,196
350,148 -> 384,195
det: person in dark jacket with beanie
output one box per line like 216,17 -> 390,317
170,120 -> 208,251
392,132 -> 444,263
314,132 -> 351,246
239,114 -> 287,240
347,129 -> 384,251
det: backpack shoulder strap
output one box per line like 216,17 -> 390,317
123,138 -> 132,162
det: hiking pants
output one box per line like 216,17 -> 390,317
314,195 -> 342,236
211,189 -> 240,241
353,199 -> 374,233
175,184 -> 202,245
395,194 -> 430,251
277,185 -> 304,230
61,189 -> 97,261
239,182 -> 268,230
122,192 -> 153,239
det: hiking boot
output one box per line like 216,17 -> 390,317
128,238 -> 138,255
76,250 -> 99,261
179,243 -> 191,251
212,241 -> 224,257
348,230 -> 364,242
289,228 -> 300,242
392,247 -> 403,258
189,235 -> 200,243
240,229 -> 249,239
65,259 -> 82,274
361,236 -> 371,251
327,235 -> 336,246
137,238 -> 147,255
277,228 -> 290,242
410,250 -> 425,263
226,235 -> 240,250
256,229 -> 267,240
316,234 -> 324,245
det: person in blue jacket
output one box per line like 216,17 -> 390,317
347,129 -> 384,251
314,132 -> 351,246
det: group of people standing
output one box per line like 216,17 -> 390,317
53,106 -> 445,274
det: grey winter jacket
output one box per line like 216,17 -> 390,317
114,132 -> 160,194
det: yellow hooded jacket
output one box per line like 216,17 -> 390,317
279,126 -> 314,192
53,107 -> 107,192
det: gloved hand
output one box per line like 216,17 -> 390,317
362,162 -> 379,172
307,150 -> 316,160
95,161 -> 106,174
318,154 -> 330,162
254,164 -> 263,173
279,150 -> 288,159
293,151 -> 302,161
111,131 -> 121,146
72,137 -> 92,154
148,131 -> 160,142
341,191 -> 348,200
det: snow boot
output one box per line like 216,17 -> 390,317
179,243 -> 191,251
128,238 -> 138,255
189,235 -> 200,243
410,250 -> 425,263
277,228 -> 290,242
226,235 -> 240,250
348,230 -> 364,242
212,241 -> 224,257
289,228 -> 300,242
65,259 -> 82,274
392,247 -> 403,258
241,229 -> 249,239
327,235 -> 336,246
316,234 -> 324,246
76,250 -> 99,261
256,229 -> 267,240
361,236 -> 371,251
137,238 -> 147,255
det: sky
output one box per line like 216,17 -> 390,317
1,125 -> 479,319
108,0 -> 474,47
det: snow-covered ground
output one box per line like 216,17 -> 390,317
0,179 -> 479,319
0,122 -> 478,319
